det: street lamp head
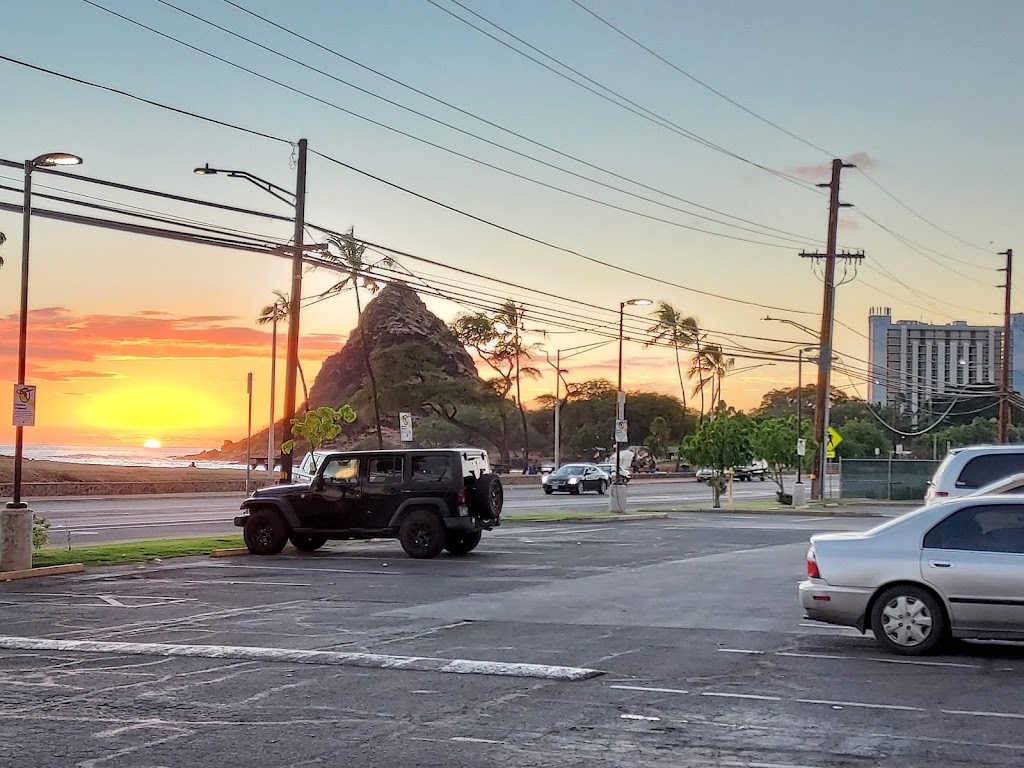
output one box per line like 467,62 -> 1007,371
32,153 -> 82,168
193,163 -> 218,176
625,298 -> 653,307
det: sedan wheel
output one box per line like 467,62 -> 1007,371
870,586 -> 946,655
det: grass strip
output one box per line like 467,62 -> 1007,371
33,535 -> 245,568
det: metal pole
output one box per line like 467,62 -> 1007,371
9,161 -> 33,509
797,349 -> 803,485
280,139 -> 307,483
245,372 -> 253,495
999,249 -> 1013,443
554,349 -> 561,468
267,311 -> 278,483
615,302 -> 624,484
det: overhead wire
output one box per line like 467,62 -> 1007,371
85,0 -> 815,250
213,0 -> 821,246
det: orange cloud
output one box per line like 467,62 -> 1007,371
787,151 -> 878,181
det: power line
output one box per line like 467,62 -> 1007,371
215,0 -> 821,246
309,148 -> 819,315
0,50 -> 822,317
86,0 -> 812,250
565,0 -> 834,158
423,0 -> 819,192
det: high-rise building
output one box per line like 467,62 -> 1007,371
867,307 -> 1024,415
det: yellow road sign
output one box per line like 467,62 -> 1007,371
827,426 -> 843,459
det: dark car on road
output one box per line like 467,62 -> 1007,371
542,463 -> 609,495
235,448 -> 503,559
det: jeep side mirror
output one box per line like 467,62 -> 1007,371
313,475 -> 325,492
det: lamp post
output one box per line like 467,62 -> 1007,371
611,298 -> 652,512
195,140 -> 307,483
3,152 -> 82,572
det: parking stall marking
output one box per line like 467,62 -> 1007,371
725,649 -> 983,669
796,698 -> 924,712
943,709 -> 1024,720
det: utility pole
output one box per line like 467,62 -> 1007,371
280,139 -> 307,483
554,349 -> 561,468
800,158 -> 863,500
999,248 -> 1013,443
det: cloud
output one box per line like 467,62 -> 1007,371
0,307 -> 348,379
786,151 -> 878,181
838,219 -> 860,230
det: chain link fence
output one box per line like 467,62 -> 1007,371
839,458 -> 940,501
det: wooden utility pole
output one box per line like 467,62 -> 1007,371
999,248 -> 1013,443
800,158 -> 862,500
280,138 -> 307,483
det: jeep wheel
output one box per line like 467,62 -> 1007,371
399,509 -> 446,559
290,533 -> 328,552
445,530 -> 482,555
243,508 -> 289,555
472,473 -> 504,518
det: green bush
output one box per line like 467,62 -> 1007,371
32,514 -> 50,550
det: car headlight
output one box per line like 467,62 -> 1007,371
541,474 -> 549,483
568,477 -> 579,484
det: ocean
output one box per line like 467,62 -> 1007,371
0,444 -> 252,471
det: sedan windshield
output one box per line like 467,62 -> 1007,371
552,465 -> 588,476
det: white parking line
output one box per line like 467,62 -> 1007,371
720,762 -> 825,768
450,736 -> 503,743
620,714 -> 661,721
717,649 -> 766,655
797,698 -> 923,712
943,709 -> 1024,720
0,636 -> 602,681
773,651 -> 979,669
702,692 -> 782,702
609,684 -> 690,695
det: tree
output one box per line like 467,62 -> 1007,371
691,343 -> 734,416
750,417 -> 817,496
0,231 -> 6,268
322,228 -> 389,449
451,301 -> 540,468
835,418 -> 892,459
647,301 -> 700,415
930,417 -> 998,453
281,405 -> 357,466
682,413 -> 753,508
644,415 -> 671,458
256,290 -> 309,404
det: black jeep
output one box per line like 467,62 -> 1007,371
234,448 -> 503,559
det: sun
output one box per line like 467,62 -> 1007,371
143,439 -> 162,449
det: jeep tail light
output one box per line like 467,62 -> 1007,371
457,489 -> 466,505
806,547 -> 821,579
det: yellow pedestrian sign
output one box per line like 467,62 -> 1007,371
827,426 -> 843,459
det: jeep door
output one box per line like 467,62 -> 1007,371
361,454 -> 406,529
313,456 -> 362,529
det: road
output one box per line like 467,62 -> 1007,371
2,512 -> 1021,767
29,478 -> 778,545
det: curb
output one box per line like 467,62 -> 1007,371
653,507 -> 888,518
210,548 -> 251,558
0,563 -> 86,582
504,512 -> 669,524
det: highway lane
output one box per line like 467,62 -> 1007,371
29,478 -> 778,545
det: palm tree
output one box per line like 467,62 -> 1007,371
495,301 -> 541,473
322,228 -> 388,449
647,301 -> 700,415
256,290 -> 309,404
0,231 -> 6,268
693,343 -> 735,416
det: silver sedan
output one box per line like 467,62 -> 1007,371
799,495 -> 1024,655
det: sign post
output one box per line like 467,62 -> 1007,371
399,412 -> 413,442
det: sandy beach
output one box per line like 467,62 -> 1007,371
0,456 -> 246,490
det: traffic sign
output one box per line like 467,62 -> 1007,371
399,412 -> 413,442
827,426 -> 843,459
796,438 -> 807,457
13,384 -> 36,427
615,419 -> 628,444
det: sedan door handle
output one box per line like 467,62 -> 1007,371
928,560 -> 953,569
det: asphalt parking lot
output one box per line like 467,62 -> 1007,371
2,513 -> 1023,767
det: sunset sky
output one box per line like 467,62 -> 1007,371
2,0 -> 1021,448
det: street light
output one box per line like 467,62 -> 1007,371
194,140 -> 308,483
3,152 -> 82,572
611,298 -> 652,512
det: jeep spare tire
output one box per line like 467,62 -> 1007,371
243,508 -> 289,556
399,509 -> 447,559
472,473 -> 503,518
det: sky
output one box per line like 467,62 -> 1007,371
1,0 -> 1022,448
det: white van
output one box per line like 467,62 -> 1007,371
925,444 -> 1024,504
